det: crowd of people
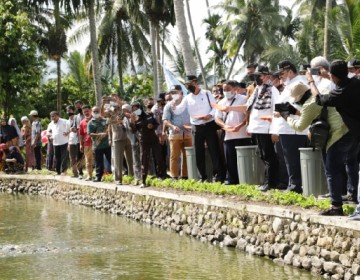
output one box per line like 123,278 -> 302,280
1,57 -> 360,219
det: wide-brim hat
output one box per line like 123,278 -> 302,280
290,82 -> 309,103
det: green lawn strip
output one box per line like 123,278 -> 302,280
18,172 -> 356,215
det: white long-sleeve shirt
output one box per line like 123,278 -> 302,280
270,75 -> 308,135
172,89 -> 215,125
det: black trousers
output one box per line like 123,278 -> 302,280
253,133 -> 279,187
34,145 -> 42,170
54,143 -> 68,175
194,121 -> 225,181
94,147 -> 112,180
224,138 -> 252,184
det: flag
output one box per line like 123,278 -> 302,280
159,62 -> 188,96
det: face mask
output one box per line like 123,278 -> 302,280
187,85 -> 196,93
348,72 -> 355,78
172,94 -> 180,101
313,75 -> 321,84
134,108 -> 142,116
67,112 -> 74,116
248,74 -> 255,81
224,91 -> 234,100
255,76 -> 263,86
147,104 -> 154,110
92,113 -> 100,119
284,77 -> 290,85
110,101 -> 118,107
77,108 -> 82,114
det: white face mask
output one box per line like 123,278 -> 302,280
348,72 -> 356,78
284,77 -> 291,85
224,91 -> 234,100
172,94 -> 180,101
134,108 -> 142,116
110,101 -> 118,107
92,113 -> 100,119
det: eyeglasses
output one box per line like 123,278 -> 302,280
92,111 -> 99,113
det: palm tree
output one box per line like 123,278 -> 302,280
173,0 -> 197,77
217,0 -> 286,79
143,0 -> 175,97
96,3 -> 152,96
185,0 -> 207,87
203,13 -> 229,82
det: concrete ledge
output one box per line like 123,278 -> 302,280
2,174 -> 360,232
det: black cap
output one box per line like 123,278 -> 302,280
348,59 -> 360,68
157,92 -> 166,101
271,70 -> 281,79
247,63 -> 258,69
278,60 -> 296,72
170,85 -> 182,91
186,75 -> 198,83
254,65 -> 270,75
238,82 -> 246,88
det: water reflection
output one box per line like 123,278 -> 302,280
0,194 -> 320,280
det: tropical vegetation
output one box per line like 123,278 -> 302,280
0,0 -> 359,119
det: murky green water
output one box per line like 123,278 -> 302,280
0,194 -> 320,280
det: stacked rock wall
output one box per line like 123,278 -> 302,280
1,177 -> 360,280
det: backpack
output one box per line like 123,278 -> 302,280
309,106 -> 330,150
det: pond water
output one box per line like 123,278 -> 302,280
0,194 -> 320,280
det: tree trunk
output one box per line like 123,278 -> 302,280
156,24 -> 163,95
174,0 -> 197,77
150,21 -> 159,98
116,19 -> 124,96
324,0 -> 332,59
226,42 -> 242,80
57,59 -> 62,114
88,0 -> 103,106
185,0 -> 207,88
54,0 -> 62,115
205,0 -> 211,18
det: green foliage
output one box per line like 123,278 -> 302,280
123,74 -> 154,102
0,0 -> 45,117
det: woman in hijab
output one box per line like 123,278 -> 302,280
9,118 -> 24,147
21,116 -> 35,171
1,118 -> 18,148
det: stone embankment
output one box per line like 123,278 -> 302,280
1,175 -> 360,280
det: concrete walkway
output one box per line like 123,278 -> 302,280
2,174 -> 360,232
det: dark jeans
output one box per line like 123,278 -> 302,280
224,138 -> 252,184
194,121 -> 225,181
274,141 -> 289,187
279,134 -> 308,192
253,133 -> 279,187
94,147 -> 112,180
323,132 -> 359,207
69,143 -> 83,176
54,143 -> 68,175
34,145 -> 42,170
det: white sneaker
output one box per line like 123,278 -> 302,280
348,212 -> 360,221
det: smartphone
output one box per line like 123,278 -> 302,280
310,68 -> 320,75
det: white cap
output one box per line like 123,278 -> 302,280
29,110 -> 38,116
122,104 -> 132,111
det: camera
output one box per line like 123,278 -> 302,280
310,68 -> 320,75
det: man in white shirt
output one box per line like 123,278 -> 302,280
247,66 -> 280,191
66,105 -> 83,179
47,111 -> 69,175
271,61 -> 308,194
215,80 -> 251,185
172,75 -> 225,182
